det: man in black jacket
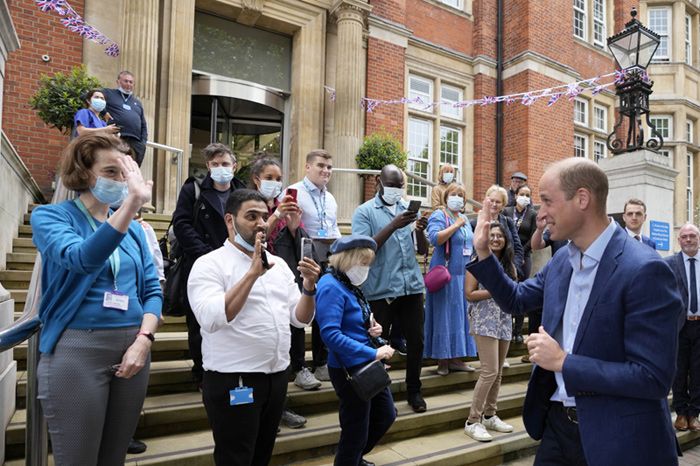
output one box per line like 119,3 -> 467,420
103,71 -> 148,165
172,143 -> 246,386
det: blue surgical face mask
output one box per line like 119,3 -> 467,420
90,97 -> 106,112
234,233 -> 256,252
381,184 -> 404,205
442,172 -> 454,184
118,87 -> 132,96
210,166 -> 234,184
447,195 -> 465,212
91,176 -> 128,206
258,179 -> 282,199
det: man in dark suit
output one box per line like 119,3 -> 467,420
468,158 -> 681,465
666,223 -> 700,432
622,198 -> 656,249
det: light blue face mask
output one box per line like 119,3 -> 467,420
234,233 -> 256,252
380,184 -> 404,205
90,97 -> 106,112
91,176 -> 128,206
447,195 -> 464,212
258,180 -> 282,199
210,166 -> 234,184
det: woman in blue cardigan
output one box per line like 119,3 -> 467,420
30,133 -> 162,465
316,235 -> 396,466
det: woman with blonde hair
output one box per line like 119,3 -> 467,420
431,164 -> 457,209
424,183 -> 477,375
316,235 -> 396,466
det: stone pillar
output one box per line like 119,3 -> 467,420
120,0 -> 159,208
599,149 -> 679,256
155,0 -> 195,214
329,0 -> 371,222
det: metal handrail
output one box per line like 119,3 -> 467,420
332,167 -> 483,209
146,141 -> 185,200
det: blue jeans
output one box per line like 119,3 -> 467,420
329,365 -> 397,466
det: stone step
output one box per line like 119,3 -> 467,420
18,224 -> 32,238
9,290 -> 26,313
0,270 -> 31,289
12,237 -> 36,254
6,252 -> 37,271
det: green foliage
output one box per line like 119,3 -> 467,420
29,65 -> 103,135
356,132 -> 408,171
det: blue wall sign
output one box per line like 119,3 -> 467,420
649,220 -> 670,251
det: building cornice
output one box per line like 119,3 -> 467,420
503,51 -> 581,83
0,0 -> 19,60
368,14 -> 411,48
408,36 -> 473,65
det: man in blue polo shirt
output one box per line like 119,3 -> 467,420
352,164 -> 429,413
104,71 -> 148,165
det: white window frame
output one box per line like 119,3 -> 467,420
408,75 -> 433,112
440,84 -> 463,120
648,7 -> 671,61
594,139 -> 607,161
593,104 -> 607,132
407,117 -> 433,201
574,98 -> 588,126
593,0 -> 606,46
439,0 -> 463,9
574,133 -> 588,158
688,152 -> 694,221
650,115 -> 673,140
687,14 -> 692,65
574,0 -> 587,40
439,125 -> 462,172
687,120 -> 694,144
658,148 -> 672,158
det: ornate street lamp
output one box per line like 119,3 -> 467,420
607,8 -> 663,154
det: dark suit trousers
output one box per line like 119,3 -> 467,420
673,319 -> 700,417
369,294 -> 424,394
534,403 -> 588,466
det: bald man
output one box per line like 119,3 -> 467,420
467,158 -> 681,465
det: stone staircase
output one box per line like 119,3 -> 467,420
3,206 -> 700,465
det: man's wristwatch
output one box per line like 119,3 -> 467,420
302,286 -> 316,296
137,331 -> 155,343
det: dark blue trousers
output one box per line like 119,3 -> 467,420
673,320 -> 700,417
329,366 -> 397,466
534,402 -> 588,466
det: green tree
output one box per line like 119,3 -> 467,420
29,65 -> 103,135
356,132 -> 408,170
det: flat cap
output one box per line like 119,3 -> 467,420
330,234 -> 377,254
511,171 -> 527,181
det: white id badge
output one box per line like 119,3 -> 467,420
463,247 -> 473,257
103,291 -> 129,311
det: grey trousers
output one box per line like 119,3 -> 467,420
37,327 -> 150,466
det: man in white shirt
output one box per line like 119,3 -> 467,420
187,189 -> 320,466
284,149 -> 340,381
622,198 -> 656,249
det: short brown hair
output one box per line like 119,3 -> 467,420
443,183 -> 467,205
306,149 -> 332,164
624,198 -> 646,213
554,158 -> 608,213
60,134 -> 131,191
201,143 -> 235,163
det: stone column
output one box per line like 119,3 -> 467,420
330,0 -> 371,222
599,149 -> 679,256
155,0 -> 195,214
120,0 -> 159,209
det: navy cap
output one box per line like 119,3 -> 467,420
330,235 -> 377,254
511,171 -> 527,181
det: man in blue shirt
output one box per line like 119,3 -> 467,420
104,71 -> 148,165
352,164 -> 429,413
468,158 -> 681,465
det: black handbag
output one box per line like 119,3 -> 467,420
343,359 -> 391,402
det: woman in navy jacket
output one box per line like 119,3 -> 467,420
31,134 -> 161,465
315,235 -> 396,466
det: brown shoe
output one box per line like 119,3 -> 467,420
521,354 -> 530,363
689,416 -> 700,432
674,414 -> 688,431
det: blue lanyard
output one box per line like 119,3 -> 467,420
303,178 -> 327,231
74,198 -> 121,290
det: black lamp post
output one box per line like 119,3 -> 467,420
606,8 -> 663,154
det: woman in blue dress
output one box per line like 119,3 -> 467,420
424,183 -> 477,375
73,89 -> 120,138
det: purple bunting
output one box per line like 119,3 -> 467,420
547,93 -> 562,107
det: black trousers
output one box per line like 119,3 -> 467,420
369,293 -> 424,394
514,255 -> 532,337
673,319 -> 700,417
329,366 -> 396,466
534,402 -> 588,466
202,370 -> 288,466
185,306 -> 203,384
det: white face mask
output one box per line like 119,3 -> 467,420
516,196 -> 531,208
346,265 -> 370,286
442,172 -> 454,184
258,180 -> 282,199
446,195 -> 464,212
381,185 -> 404,205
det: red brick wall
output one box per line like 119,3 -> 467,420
472,74 -> 497,198
4,0 -> 84,198
365,37 -> 406,139
406,0 -> 472,55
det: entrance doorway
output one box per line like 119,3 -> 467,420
190,73 -> 288,184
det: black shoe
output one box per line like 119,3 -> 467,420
127,438 -> 147,454
407,392 -> 427,413
360,459 -> 376,466
280,408 -> 307,429
514,335 -> 524,344
392,338 -> 408,356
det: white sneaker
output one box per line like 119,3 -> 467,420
502,360 -> 510,368
294,368 -> 322,390
314,364 -> 331,381
482,415 -> 514,433
464,421 -> 493,442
